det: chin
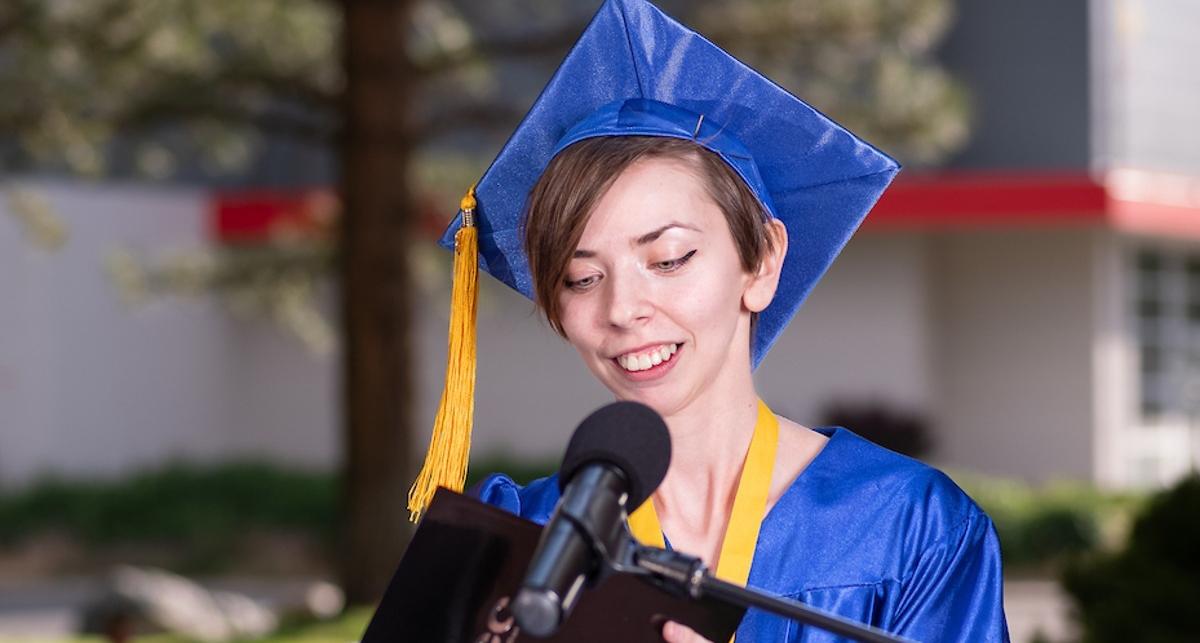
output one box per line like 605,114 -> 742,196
592,365 -> 700,420
608,385 -> 684,418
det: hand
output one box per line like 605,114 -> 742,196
662,620 -> 714,643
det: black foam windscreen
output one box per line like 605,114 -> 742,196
558,401 -> 671,510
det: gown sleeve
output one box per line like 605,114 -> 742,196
891,507 -> 1010,642
469,472 -> 523,515
469,472 -> 560,524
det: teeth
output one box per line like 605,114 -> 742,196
616,343 -> 679,372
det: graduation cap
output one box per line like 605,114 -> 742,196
408,0 -> 900,519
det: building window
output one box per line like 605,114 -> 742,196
1133,248 -> 1200,421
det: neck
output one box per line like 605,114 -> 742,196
653,354 -> 760,535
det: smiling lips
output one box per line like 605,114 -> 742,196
615,343 -> 679,372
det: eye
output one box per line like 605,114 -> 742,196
564,273 -> 601,292
652,249 -> 697,273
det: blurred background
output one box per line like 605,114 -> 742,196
2,0 -> 1198,642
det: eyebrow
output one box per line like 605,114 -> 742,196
635,222 -> 700,245
572,222 -> 700,258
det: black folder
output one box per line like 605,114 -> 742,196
361,488 -> 744,642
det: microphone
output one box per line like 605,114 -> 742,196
511,401 -> 671,637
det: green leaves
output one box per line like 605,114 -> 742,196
1061,475 -> 1200,642
0,0 -> 340,178
691,0 -> 969,167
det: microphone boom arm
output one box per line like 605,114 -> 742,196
621,544 -> 915,643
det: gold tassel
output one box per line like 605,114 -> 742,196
407,187 -> 479,522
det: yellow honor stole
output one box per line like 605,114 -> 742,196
627,400 -> 780,641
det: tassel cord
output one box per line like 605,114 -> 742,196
407,189 -> 479,521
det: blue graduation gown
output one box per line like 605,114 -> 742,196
474,427 -> 1010,642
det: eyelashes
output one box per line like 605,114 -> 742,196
652,249 -> 697,272
563,249 -> 698,292
564,274 -> 599,291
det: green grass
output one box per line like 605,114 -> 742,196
140,609 -> 373,643
0,608 -> 375,643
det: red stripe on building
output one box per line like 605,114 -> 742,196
865,173 -> 1109,229
209,174 -> 1200,242
211,189 -> 334,242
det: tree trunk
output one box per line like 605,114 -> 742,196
338,0 -> 416,605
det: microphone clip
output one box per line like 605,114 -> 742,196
626,545 -> 707,600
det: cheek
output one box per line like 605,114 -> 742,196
558,299 -> 617,381
557,295 -> 598,347
660,263 -> 747,327
686,291 -> 741,340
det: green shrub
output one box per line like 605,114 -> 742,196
466,454 -> 557,489
954,475 -> 1140,572
2,457 -> 1141,578
0,461 -> 337,546
0,455 -> 555,549
1061,474 -> 1200,642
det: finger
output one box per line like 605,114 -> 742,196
661,620 -> 713,643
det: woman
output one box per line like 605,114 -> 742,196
411,0 -> 1009,640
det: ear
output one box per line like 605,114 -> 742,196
743,219 -> 788,313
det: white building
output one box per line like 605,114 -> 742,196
3,0 -> 1198,490
2,172 -> 1198,490
764,172 -> 1200,489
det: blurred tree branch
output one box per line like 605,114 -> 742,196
411,26 -> 581,77
1,0 -> 968,180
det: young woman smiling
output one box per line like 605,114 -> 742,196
525,137 -> 830,580
410,1 -> 1010,641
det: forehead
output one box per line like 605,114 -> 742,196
577,156 -> 721,245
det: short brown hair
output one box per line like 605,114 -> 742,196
524,136 -> 775,337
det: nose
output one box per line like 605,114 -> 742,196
604,271 -> 653,329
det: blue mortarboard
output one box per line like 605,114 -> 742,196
410,0 -> 899,518
440,0 -> 900,365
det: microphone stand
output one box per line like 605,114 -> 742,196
522,469 -> 913,642
620,544 -> 914,643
